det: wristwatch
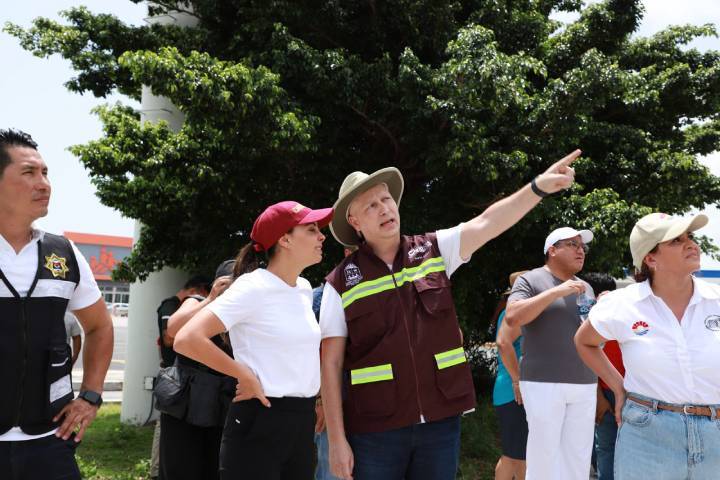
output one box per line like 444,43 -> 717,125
78,390 -> 103,407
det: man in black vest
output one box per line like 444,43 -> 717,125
0,129 -> 114,479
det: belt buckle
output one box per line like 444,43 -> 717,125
683,405 -> 693,415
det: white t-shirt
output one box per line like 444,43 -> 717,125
589,278 -> 720,405
64,312 -> 82,344
208,268 -> 321,398
0,229 -> 102,441
320,225 -> 469,338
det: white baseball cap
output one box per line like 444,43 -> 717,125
630,213 -> 708,270
544,227 -> 594,254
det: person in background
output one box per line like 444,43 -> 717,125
64,311 -> 83,367
157,276 -> 211,369
156,260 -> 236,480
577,272 -> 618,480
576,213 -> 720,480
493,270 -> 529,480
504,227 -> 596,480
149,275 -> 211,480
312,246 -> 356,480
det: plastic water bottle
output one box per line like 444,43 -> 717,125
576,290 -> 595,322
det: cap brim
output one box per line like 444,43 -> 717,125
660,214 -> 708,243
330,167 -> 404,246
579,229 -> 594,244
299,207 -> 334,229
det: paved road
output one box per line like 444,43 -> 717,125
72,315 -> 128,397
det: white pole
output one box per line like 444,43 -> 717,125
121,5 -> 199,425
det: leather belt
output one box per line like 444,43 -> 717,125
627,395 -> 717,418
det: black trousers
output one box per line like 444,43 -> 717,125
219,397 -> 316,480
0,433 -> 80,480
159,413 -> 223,480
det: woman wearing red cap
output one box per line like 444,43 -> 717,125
174,200 -> 333,480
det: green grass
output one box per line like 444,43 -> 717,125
77,400 -> 500,479
76,404 -> 154,480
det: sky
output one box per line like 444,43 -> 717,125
1,1 -> 720,264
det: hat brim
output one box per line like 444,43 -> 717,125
299,207 -> 334,229
330,167 -> 404,246
659,214 -> 708,244
633,214 -> 709,269
578,229 -> 594,244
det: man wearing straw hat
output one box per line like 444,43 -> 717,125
319,149 -> 582,480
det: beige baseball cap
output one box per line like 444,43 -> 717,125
630,213 -> 708,270
329,167 -> 404,246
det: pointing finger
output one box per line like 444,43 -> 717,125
558,149 -> 582,168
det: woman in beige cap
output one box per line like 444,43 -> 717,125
575,213 -> 720,480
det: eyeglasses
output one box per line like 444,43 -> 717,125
554,239 -> 589,253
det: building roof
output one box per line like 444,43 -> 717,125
64,231 -> 133,248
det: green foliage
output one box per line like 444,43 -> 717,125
6,0 -> 720,357
75,404 -> 154,479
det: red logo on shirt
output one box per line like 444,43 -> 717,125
631,321 -> 649,336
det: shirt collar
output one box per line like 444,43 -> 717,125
691,276 -> 720,302
635,276 -> 720,304
0,228 -> 44,253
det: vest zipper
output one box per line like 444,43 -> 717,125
14,299 -> 28,425
391,271 -> 425,421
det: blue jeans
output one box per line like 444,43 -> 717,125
315,430 -> 340,480
349,415 -> 461,480
595,389 -> 617,480
615,393 -> 720,480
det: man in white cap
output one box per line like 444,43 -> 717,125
504,226 -> 596,480
319,149 -> 582,480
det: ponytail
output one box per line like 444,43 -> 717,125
233,242 -> 261,278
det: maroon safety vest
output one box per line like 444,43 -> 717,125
326,233 -> 475,434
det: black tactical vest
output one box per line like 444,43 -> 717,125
0,233 -> 80,435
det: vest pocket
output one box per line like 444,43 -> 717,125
47,345 -> 74,419
414,276 -> 454,315
349,363 -> 396,417
345,298 -> 388,351
433,347 -> 473,400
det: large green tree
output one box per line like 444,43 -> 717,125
6,0 -> 720,372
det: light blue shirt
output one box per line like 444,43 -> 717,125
492,310 -> 523,406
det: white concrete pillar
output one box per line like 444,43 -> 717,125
121,225 -> 186,424
121,5 -> 199,425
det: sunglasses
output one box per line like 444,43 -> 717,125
554,239 -> 589,254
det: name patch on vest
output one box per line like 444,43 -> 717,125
344,262 -> 363,287
408,241 -> 432,261
44,253 -> 70,279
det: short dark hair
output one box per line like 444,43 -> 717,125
183,275 -> 212,293
0,129 -> 38,177
579,272 -> 617,296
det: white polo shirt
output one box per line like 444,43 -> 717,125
208,268 -> 321,398
589,278 -> 720,405
0,229 -> 101,441
320,224 -> 469,338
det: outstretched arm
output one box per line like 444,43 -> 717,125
459,149 -> 581,259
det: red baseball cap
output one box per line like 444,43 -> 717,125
251,201 -> 334,252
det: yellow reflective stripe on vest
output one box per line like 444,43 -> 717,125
341,256 -> 446,308
350,364 -> 394,385
434,347 -> 467,369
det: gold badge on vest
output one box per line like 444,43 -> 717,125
44,253 -> 70,279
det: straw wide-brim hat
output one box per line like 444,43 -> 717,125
503,270 -> 529,294
330,167 -> 404,246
